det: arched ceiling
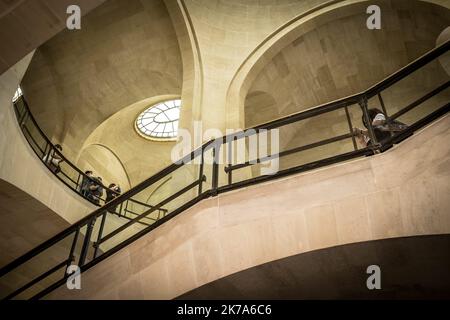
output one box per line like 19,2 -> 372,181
178,0 -> 332,132
18,0 -> 345,189
21,0 -> 184,160
0,0 -> 107,76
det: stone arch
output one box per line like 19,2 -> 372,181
164,0 -> 204,136
225,0 -> 450,130
77,95 -> 180,188
76,143 -> 131,192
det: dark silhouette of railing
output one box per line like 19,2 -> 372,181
0,39 -> 449,300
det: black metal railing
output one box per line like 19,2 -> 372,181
13,97 -> 117,207
0,39 -> 449,300
12,96 -> 168,224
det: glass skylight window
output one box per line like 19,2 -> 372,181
12,86 -> 23,103
135,99 -> 181,141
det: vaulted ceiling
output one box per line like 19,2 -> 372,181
0,0 -> 106,75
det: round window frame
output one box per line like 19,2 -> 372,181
134,99 -> 181,142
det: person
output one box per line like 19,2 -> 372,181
43,144 -> 63,174
354,108 -> 398,147
80,170 -> 94,197
106,183 -> 122,213
106,183 -> 121,202
87,176 -> 104,205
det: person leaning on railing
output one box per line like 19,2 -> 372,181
42,144 -> 64,174
353,108 -> 408,148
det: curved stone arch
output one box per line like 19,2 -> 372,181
90,143 -> 132,191
21,0 -> 184,161
225,0 -> 450,130
21,50 -> 66,143
164,0 -> 204,135
76,143 -> 132,192
76,94 -> 180,188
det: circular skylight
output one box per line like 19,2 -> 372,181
135,99 -> 181,141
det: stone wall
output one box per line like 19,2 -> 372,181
0,54 -> 95,224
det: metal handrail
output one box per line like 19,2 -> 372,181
13,97 -> 117,206
13,97 -> 169,218
1,39 -> 449,300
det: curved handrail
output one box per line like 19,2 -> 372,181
13,97 -> 168,222
13,96 -> 118,206
1,39 -> 449,300
247,38 -> 450,132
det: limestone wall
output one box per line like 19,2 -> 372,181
0,179 -> 70,269
0,54 -> 95,224
242,0 -> 450,171
0,0 -> 106,75
245,0 -> 450,127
